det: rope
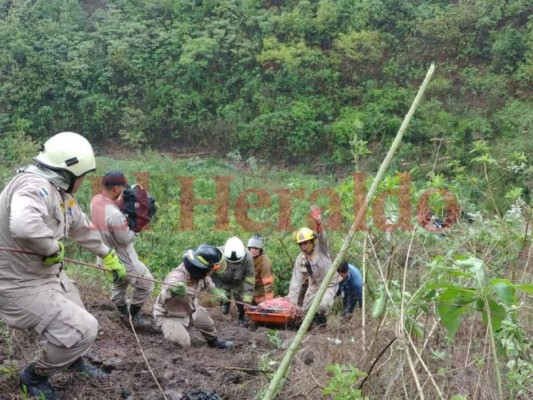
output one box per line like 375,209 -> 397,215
0,246 -> 249,307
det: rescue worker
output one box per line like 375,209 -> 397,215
91,170 -> 154,330
247,235 -> 275,305
211,236 -> 255,324
287,205 -> 339,328
336,261 -> 363,318
153,244 -> 233,349
0,132 -> 126,400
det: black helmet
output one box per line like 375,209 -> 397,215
183,244 -> 223,280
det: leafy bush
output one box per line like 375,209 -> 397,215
0,132 -> 38,186
323,364 -> 368,400
0,0 -> 529,168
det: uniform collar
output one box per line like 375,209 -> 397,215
22,164 -> 71,192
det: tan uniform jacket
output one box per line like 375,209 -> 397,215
0,172 -> 109,296
90,193 -> 153,306
287,231 -> 339,311
253,254 -> 275,303
90,194 -> 142,271
153,264 -> 215,326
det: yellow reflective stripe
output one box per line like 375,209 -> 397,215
244,276 -> 255,285
196,255 -> 209,266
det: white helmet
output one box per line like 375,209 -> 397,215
247,235 -> 264,249
224,236 -> 245,263
34,132 -> 96,177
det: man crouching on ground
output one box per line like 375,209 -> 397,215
153,244 -> 234,349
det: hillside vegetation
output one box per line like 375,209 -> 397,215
0,0 -> 532,168
2,147 -> 532,398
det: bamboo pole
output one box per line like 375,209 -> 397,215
261,63 -> 436,400
362,234 -> 367,349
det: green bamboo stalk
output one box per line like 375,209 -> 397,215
261,63 -> 436,400
362,235 -> 367,349
487,307 -> 504,400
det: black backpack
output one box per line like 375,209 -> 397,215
117,184 -> 156,232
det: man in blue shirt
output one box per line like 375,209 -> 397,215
336,262 -> 363,317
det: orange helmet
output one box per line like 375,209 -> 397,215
294,227 -> 316,244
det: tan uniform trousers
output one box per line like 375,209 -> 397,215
302,284 -> 337,315
111,263 -> 154,307
0,284 -> 97,376
155,306 -> 216,347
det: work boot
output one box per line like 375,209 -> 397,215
206,337 -> 234,349
70,357 -> 108,379
311,314 -> 327,330
117,304 -> 134,327
129,304 -> 156,331
19,363 -> 57,400
236,304 -> 246,325
220,301 -> 230,315
116,304 -> 129,317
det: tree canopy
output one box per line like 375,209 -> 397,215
0,0 -> 531,168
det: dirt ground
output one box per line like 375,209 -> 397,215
0,278 -> 392,400
0,274 -> 501,400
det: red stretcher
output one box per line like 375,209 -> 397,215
245,297 -> 303,325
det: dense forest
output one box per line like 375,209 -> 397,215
0,0 -> 531,166
1,1 -> 533,399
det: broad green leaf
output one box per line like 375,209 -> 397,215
481,299 -> 506,332
489,279 -> 516,306
437,288 -> 476,338
448,270 -> 475,279
454,256 -> 484,284
514,284 -> 533,294
438,303 -> 469,338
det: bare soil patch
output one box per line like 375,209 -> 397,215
0,282 -> 374,400
0,279 -> 498,399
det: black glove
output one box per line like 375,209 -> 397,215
304,261 -> 313,276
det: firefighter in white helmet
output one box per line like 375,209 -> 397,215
287,205 -> 339,329
211,236 -> 255,324
0,132 -> 126,400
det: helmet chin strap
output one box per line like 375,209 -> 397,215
64,172 -> 77,193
